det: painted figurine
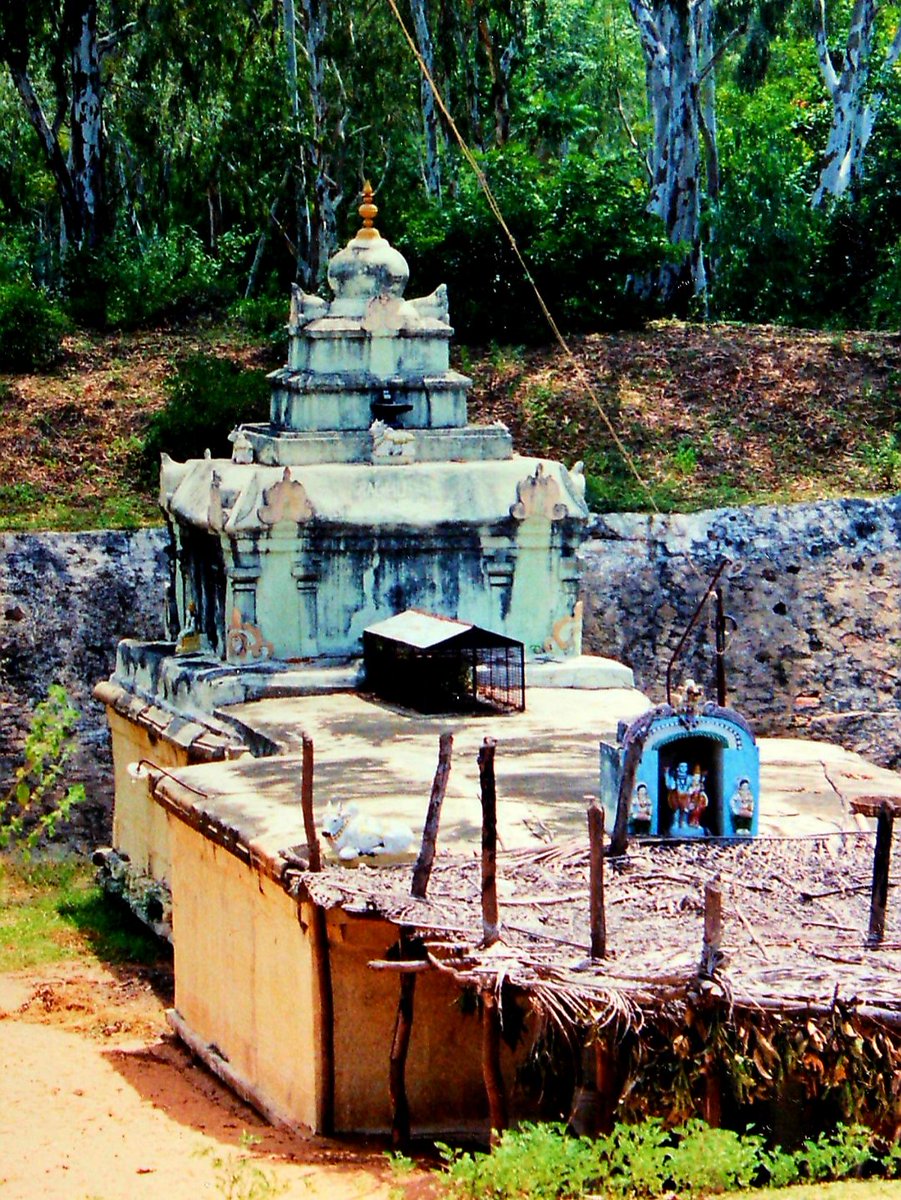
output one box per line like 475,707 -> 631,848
730,777 -> 755,834
666,760 -> 708,835
629,781 -> 652,832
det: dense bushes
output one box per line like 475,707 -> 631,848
392,148 -> 672,343
0,282 -> 67,370
137,353 -> 269,480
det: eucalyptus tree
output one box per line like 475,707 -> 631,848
811,0 -> 901,205
0,0 -> 110,254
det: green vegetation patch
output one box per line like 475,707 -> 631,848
0,856 -> 164,972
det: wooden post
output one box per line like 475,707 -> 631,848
479,737 -> 500,946
389,958 -> 416,1147
700,881 -> 722,978
867,803 -> 895,946
610,735 -> 642,857
308,903 -> 335,1134
587,797 -> 606,959
301,733 -> 321,872
594,1036 -> 617,1134
390,733 -> 454,1147
481,988 -> 507,1145
412,731 -> 453,898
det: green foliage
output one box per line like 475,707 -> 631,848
438,1118 -> 894,1199
395,148 -> 672,343
0,281 -> 67,370
199,1131 -> 286,1200
0,686 -> 86,858
137,352 -> 269,481
106,228 -> 222,329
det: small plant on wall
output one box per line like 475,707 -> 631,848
0,684 -> 86,858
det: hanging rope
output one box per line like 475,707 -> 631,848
382,0 -> 659,512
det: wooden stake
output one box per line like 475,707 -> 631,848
587,797 -> 606,959
301,734 -> 321,872
481,988 -> 507,1145
594,1036 -> 617,1135
867,804 -> 895,946
479,737 -> 500,946
307,902 -> 334,1134
389,954 -> 416,1147
412,732 -> 453,899
390,733 -> 454,1147
700,881 -> 723,978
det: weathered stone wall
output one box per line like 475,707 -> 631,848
580,497 -> 901,767
1,496 -> 899,846
0,530 -> 169,844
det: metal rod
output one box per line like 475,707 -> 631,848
666,558 -> 732,705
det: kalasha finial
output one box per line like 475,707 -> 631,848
357,180 -> 380,240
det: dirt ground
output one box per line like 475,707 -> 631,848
0,959 -> 432,1199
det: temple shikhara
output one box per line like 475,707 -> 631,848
95,188 -> 900,1143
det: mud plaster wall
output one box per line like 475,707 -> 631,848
1,495 -> 899,843
580,496 -> 901,768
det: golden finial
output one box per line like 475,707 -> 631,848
357,180 -> 380,240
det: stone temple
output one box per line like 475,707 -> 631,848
157,185 -> 594,674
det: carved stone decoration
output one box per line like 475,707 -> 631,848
229,428 -> 254,464
510,463 -> 568,521
370,419 -> 416,464
258,467 -> 314,525
226,608 -> 274,661
208,471 -> 225,532
289,282 -> 327,330
544,599 -> 584,653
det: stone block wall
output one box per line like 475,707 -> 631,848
580,496 -> 901,767
1,496 -> 899,846
0,529 -> 169,845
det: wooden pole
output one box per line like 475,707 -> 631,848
481,988 -> 507,1145
390,966 -> 416,1147
700,881 -> 723,978
301,733 -> 321,872
867,804 -> 895,946
610,735 -> 642,857
587,797 -> 606,959
715,585 -> 728,708
479,737 -> 500,946
390,733 -> 454,1147
307,902 -> 334,1134
412,731 -> 453,898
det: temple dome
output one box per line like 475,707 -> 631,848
326,182 -> 409,313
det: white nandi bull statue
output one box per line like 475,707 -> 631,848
320,801 -> 415,862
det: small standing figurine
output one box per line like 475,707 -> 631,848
666,760 -> 708,835
629,781 -> 653,834
730,777 -> 755,834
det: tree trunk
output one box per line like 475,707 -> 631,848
297,0 -> 340,285
409,0 -> 442,197
628,0 -> 708,307
812,0 -> 901,206
67,0 -> 104,250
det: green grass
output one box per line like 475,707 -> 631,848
0,854 -> 166,972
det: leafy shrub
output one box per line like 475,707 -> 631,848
0,685 -> 86,857
137,352 -> 269,481
106,227 -> 221,328
438,1118 -> 887,1199
392,147 -> 672,343
0,281 -> 67,369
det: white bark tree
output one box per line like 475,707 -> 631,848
2,0 -> 106,252
409,0 -> 442,197
812,0 -> 901,206
627,0 -> 709,304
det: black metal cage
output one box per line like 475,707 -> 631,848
363,610 -> 525,714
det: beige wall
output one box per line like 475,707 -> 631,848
167,814 -> 533,1135
107,709 -> 187,881
170,820 -> 320,1128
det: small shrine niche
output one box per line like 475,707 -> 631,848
600,680 -> 760,840
363,609 -> 525,714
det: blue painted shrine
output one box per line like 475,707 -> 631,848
600,681 -> 760,839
